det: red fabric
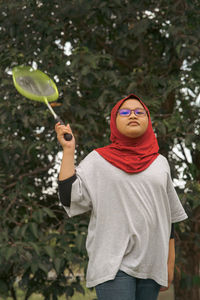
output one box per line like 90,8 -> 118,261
95,94 -> 159,173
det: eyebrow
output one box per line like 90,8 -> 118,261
119,107 -> 145,110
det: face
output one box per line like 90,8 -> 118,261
116,99 -> 149,138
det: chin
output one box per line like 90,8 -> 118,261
125,131 -> 144,138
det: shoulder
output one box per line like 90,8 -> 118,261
78,150 -> 102,169
76,151 -> 105,180
154,154 -> 170,172
80,150 -> 100,164
156,153 -> 168,163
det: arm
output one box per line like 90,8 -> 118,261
59,148 -> 75,180
55,123 -> 75,180
55,123 -> 92,217
58,174 -> 77,207
167,238 -> 175,281
160,237 -> 175,291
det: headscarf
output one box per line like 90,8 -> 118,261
95,93 -> 159,173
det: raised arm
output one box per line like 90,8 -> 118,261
55,123 -> 75,180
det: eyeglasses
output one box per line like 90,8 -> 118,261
118,108 -> 147,117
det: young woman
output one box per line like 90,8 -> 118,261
55,94 -> 188,300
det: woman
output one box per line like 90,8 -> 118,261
55,94 -> 188,300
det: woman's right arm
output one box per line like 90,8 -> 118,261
55,123 -> 92,216
55,123 -> 75,180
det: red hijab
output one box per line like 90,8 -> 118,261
95,94 -> 159,173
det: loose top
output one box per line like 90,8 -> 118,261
62,151 -> 188,288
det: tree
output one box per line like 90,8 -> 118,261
0,0 -> 200,299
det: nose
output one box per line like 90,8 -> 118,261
129,110 -> 138,118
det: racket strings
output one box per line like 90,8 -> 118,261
16,76 -> 56,97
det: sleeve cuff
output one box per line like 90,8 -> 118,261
58,174 -> 77,185
58,174 -> 77,207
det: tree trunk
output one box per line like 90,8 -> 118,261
10,286 -> 17,300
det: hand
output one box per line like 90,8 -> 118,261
160,263 -> 174,292
55,122 -> 75,152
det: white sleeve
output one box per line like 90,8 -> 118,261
167,172 -> 188,223
63,164 -> 92,218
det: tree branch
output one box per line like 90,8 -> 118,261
177,139 -> 190,165
172,150 -> 185,162
3,162 -> 54,192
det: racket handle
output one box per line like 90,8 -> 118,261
55,117 -> 73,141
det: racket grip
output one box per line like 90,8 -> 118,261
55,117 -> 73,141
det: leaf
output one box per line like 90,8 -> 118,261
75,234 -> 85,252
44,246 -> 54,259
29,242 -> 40,255
0,279 -> 8,295
65,286 -> 74,297
31,263 -> 38,274
5,247 -> 16,260
193,275 -> 200,286
29,223 -> 39,238
43,207 -> 56,219
54,258 -> 61,275
32,209 -> 44,223
73,282 -> 85,295
21,224 -> 28,237
13,226 -> 21,238
38,263 -> 49,275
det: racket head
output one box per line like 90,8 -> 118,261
12,65 -> 59,103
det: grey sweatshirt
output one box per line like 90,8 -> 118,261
61,151 -> 188,288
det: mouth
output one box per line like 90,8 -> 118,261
128,121 -> 140,126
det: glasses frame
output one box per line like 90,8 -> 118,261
118,108 -> 147,118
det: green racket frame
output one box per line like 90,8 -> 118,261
12,65 -> 59,102
12,65 -> 72,141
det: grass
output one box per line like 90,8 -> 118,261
3,282 -> 175,300
4,281 -> 97,300
2,265 -> 97,300
2,279 -> 175,300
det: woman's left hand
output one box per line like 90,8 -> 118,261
160,262 -> 174,292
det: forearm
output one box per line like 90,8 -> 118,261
59,149 -> 75,180
160,238 -> 175,291
168,238 -> 175,266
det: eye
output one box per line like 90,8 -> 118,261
119,109 -> 130,116
135,109 -> 145,115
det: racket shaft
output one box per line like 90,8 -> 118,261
45,98 -> 72,141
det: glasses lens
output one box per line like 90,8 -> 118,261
119,109 -> 130,116
135,108 -> 146,116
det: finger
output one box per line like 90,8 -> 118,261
57,124 -> 72,135
66,124 -> 73,134
57,124 -> 69,133
160,286 -> 169,292
55,122 -> 60,129
55,122 -> 63,131
58,125 -> 74,141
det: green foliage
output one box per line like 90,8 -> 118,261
0,0 -> 200,299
